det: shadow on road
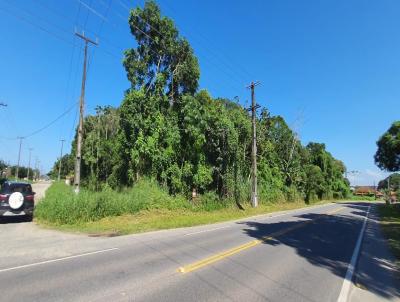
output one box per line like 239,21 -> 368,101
237,203 -> 400,300
0,216 -> 32,224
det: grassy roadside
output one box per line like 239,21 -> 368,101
35,182 -> 338,236
36,200 -> 331,236
379,204 -> 400,266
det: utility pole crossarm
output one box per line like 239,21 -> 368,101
74,32 -> 98,46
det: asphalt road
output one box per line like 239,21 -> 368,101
0,201 -> 398,302
31,181 -> 52,201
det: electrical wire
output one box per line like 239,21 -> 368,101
0,5 -> 75,46
113,2 -> 248,90
161,0 -> 253,79
1,2 -> 122,64
0,102 -> 79,141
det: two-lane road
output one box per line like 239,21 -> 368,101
0,202 -> 398,302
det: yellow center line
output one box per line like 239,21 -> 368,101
177,206 -> 345,274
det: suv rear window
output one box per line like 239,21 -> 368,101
0,183 -> 32,194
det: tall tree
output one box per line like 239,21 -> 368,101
52,0 -> 350,204
123,0 -> 199,103
378,173 -> 400,191
375,121 -> 400,172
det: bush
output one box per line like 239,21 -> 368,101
194,191 -> 231,211
285,186 -> 303,202
35,179 -> 188,225
259,188 -> 285,204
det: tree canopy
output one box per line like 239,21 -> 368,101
50,1 -> 350,204
375,121 -> 400,172
378,173 -> 400,191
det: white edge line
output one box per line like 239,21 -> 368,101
0,247 -> 119,274
183,203 -> 335,236
184,226 -> 230,236
254,202 -> 336,222
337,205 -> 371,302
183,203 -> 336,237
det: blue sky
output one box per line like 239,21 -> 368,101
0,0 -> 399,185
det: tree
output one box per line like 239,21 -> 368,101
48,154 -> 75,180
375,121 -> 400,172
378,173 -> 400,191
306,142 -> 349,199
49,0 -> 350,205
123,0 -> 199,103
67,106 -> 120,188
304,164 -> 325,202
0,160 -> 6,171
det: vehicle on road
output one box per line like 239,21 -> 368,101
0,181 -> 35,221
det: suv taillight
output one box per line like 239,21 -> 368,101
0,194 -> 7,202
25,195 -> 34,201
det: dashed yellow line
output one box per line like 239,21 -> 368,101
327,207 -> 345,215
177,207 -> 345,274
178,239 -> 262,273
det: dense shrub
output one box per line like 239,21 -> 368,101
35,180 -> 188,225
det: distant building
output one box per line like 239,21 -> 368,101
353,186 -> 383,197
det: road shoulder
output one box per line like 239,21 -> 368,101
350,203 -> 400,302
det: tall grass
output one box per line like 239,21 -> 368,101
379,204 -> 400,266
36,180 -> 316,226
35,179 -> 188,225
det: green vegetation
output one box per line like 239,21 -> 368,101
349,195 -> 377,201
0,159 -> 39,181
375,121 -> 400,172
379,204 -> 400,266
36,182 -> 330,235
44,1 -> 350,230
35,180 -> 189,225
378,173 -> 400,191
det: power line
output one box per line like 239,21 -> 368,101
86,0 -> 248,91
1,1 -> 121,61
0,5 -> 75,46
118,2 -> 251,87
161,0 -> 253,79
76,0 -> 248,96
32,0 -> 122,54
79,0 -> 108,22
0,102 -> 79,141
66,0 -> 84,146
26,102 -> 79,139
87,0 -> 113,75
105,5 -> 246,94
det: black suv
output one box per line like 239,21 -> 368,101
0,181 -> 35,221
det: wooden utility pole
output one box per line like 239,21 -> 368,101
27,148 -> 33,180
15,137 -> 24,180
74,32 -> 97,193
34,157 -> 38,181
37,159 -> 41,180
58,139 -> 65,182
247,81 -> 260,207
